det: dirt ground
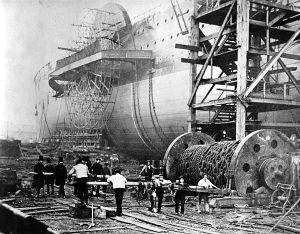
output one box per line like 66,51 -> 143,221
1,158 -> 300,233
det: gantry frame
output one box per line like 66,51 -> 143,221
177,0 -> 300,140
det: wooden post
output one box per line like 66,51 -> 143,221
236,0 -> 249,140
188,0 -> 200,133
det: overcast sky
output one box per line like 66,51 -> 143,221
0,0 -> 169,139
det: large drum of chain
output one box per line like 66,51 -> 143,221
164,129 -> 297,195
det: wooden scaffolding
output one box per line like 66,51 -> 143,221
177,0 -> 300,140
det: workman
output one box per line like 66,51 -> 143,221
44,158 -> 55,195
68,158 -> 91,205
54,156 -> 68,198
140,160 -> 154,181
149,174 -> 170,213
197,174 -> 219,213
107,168 -> 127,216
33,155 -> 45,198
102,162 -> 111,193
171,176 -> 189,215
90,158 -> 104,196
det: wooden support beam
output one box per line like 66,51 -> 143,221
244,26 -> 300,98
195,0 -> 234,21
268,12 -> 286,26
175,43 -> 202,51
249,48 -> 300,60
111,216 -> 165,233
267,67 -> 297,75
201,84 -> 215,103
250,0 -> 300,13
236,0 -> 249,140
217,88 -> 236,92
192,97 -> 236,109
58,47 -> 79,53
278,58 -> 300,95
200,74 -> 237,85
188,0 -> 237,107
188,2 -> 200,133
199,27 -> 236,43
60,227 -> 128,233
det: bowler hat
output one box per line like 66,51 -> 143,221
58,156 -> 63,162
38,155 -> 44,161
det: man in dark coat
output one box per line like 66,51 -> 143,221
102,162 -> 111,193
172,176 -> 189,215
91,158 -> 104,196
54,157 -> 68,198
140,160 -> 154,181
44,158 -> 55,195
33,155 -> 45,198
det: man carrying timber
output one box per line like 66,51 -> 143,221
90,158 -> 104,196
197,174 -> 219,213
107,168 -> 127,216
68,158 -> 91,205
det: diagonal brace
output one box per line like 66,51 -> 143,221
244,26 -> 300,98
188,0 -> 237,107
278,58 -> 300,95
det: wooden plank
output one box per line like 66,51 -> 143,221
111,216 -> 165,233
164,214 -> 220,234
192,97 -> 236,109
26,208 -> 69,215
249,48 -> 300,61
60,226 -> 127,233
183,49 -> 238,65
0,198 -> 15,203
267,67 -> 297,75
175,43 -> 202,51
247,97 -> 300,107
200,74 -> 237,85
124,212 -> 183,231
249,0 -> 300,13
199,27 -> 236,43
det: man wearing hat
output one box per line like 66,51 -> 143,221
107,168 -> 127,216
140,160 -> 154,181
33,155 -> 45,198
90,158 -> 104,196
54,157 -> 68,198
102,162 -> 111,193
44,158 -> 55,195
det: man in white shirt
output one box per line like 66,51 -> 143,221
107,168 -> 127,216
68,158 -> 91,205
197,174 -> 219,213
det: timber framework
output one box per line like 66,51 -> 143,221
177,0 -> 300,140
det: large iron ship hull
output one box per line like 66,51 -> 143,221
34,0 -> 300,160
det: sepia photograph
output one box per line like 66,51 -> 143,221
1,0 -> 300,233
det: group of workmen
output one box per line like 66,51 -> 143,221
33,155 -> 68,198
140,160 -> 219,215
33,157 -> 218,217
